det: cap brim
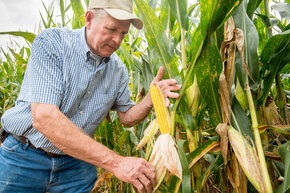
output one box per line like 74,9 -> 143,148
104,9 -> 143,30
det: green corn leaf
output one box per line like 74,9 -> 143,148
187,27 -> 204,88
275,141 -> 290,193
259,30 -> 290,106
70,0 -> 85,27
231,96 -> 256,145
200,0 -> 242,37
177,139 -> 191,193
168,175 -> 181,192
272,3 -> 290,20
60,0 -> 66,27
141,57 -> 155,93
195,40 -> 222,127
135,0 -> 181,83
70,0 -> 85,19
168,0 -> 189,30
0,32 -> 36,44
247,0 -> 263,19
233,0 -> 260,90
187,140 -> 220,168
160,0 -> 170,30
180,96 -> 196,131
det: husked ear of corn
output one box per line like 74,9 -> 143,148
147,81 -> 182,191
136,119 -> 159,150
227,125 -> 265,192
150,81 -> 171,134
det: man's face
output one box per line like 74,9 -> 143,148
85,12 -> 131,57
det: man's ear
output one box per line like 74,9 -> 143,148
85,11 -> 94,30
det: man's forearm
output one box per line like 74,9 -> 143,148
31,103 -> 120,172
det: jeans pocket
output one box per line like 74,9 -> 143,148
1,135 -> 22,152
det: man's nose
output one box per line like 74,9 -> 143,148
112,34 -> 122,46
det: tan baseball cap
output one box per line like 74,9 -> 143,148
89,0 -> 143,30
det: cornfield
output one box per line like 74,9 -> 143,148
1,0 -> 290,192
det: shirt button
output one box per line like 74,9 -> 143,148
80,111 -> 83,114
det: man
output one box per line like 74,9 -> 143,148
0,0 -> 181,192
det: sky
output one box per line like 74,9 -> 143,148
0,0 -> 59,55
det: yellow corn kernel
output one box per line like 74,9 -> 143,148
150,82 -> 170,134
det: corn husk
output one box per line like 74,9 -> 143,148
136,119 -> 159,150
227,125 -> 265,192
149,134 -> 182,191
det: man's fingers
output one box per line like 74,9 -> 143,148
154,66 -> 165,82
166,98 -> 170,107
133,179 -> 145,193
138,175 -> 153,193
170,84 -> 182,91
143,162 -> 156,188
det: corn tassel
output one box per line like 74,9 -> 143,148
150,81 -> 171,134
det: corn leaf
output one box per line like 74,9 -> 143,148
200,0 -> 242,37
195,39 -> 223,127
187,140 -> 220,168
168,0 -> 189,30
233,0 -> 260,90
272,3 -> 290,19
0,32 -> 36,44
247,0 -> 263,19
259,30 -> 290,106
135,0 -> 181,83
180,96 -> 196,131
60,0 -> 66,27
160,0 -> 170,30
275,141 -> 290,193
70,0 -> 85,27
168,176 -> 182,193
177,139 -> 191,193
141,57 -> 155,93
259,125 -> 290,135
231,96 -> 256,144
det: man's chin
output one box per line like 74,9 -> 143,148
99,51 -> 114,58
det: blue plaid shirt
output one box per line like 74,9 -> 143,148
1,26 -> 135,154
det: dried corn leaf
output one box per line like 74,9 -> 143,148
227,125 -> 265,192
91,171 -> 113,193
231,153 -> 247,193
216,123 -> 229,165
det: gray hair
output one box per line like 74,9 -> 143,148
90,8 -> 108,22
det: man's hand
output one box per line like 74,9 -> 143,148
112,156 -> 156,193
151,66 -> 181,107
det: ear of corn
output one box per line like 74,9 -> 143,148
150,81 -> 171,134
136,119 -> 159,150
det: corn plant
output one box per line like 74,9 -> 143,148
1,0 -> 290,192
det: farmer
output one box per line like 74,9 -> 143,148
0,0 -> 181,192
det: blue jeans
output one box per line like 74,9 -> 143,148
0,134 -> 98,193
